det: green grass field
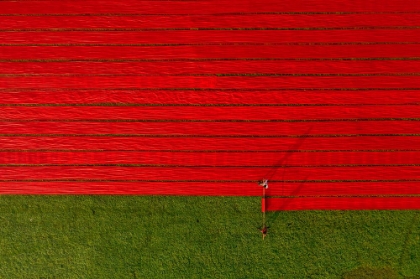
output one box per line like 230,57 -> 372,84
0,195 -> 419,278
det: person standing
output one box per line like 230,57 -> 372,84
258,179 -> 268,189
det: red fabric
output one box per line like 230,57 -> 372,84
266,197 -> 420,210
0,151 -> 419,166
3,14 -> 420,29
1,76 -> 419,89
1,45 -> 419,60
262,198 -> 266,212
0,0 -> 419,211
2,62 -> 420,76
0,0 -> 415,14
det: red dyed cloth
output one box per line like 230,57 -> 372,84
0,0 -> 419,210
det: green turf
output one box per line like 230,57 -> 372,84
0,195 -> 419,278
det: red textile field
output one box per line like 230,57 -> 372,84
0,0 -> 419,209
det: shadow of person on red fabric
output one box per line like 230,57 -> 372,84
262,126 -> 313,186
262,176 -> 309,237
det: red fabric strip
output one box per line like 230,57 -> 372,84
1,181 -> 420,197
0,0 -> 417,14
2,14 -> 420,29
0,121 -> 419,136
1,45 -> 419,59
2,62 -> 420,75
265,197 -> 420,210
262,198 -> 266,212
0,182 -> 258,195
0,166 -> 418,180
1,106 -> 419,120
1,76 -> 419,89
0,90 -> 418,106
266,182 -> 420,196
1,30 -> 419,44
0,136 -> 418,151
0,151 -> 419,166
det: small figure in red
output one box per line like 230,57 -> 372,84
260,226 -> 268,239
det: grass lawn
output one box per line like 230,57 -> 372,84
0,195 -> 419,278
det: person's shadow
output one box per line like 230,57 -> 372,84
262,126 -> 313,185
259,126 -> 313,234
